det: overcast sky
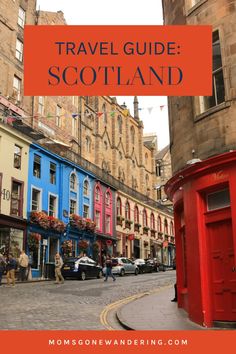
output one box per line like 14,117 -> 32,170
36,0 -> 169,150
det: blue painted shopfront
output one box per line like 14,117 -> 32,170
27,144 -> 96,278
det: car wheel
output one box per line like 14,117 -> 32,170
80,271 -> 86,281
134,268 -> 139,276
120,269 -> 125,277
97,270 -> 103,279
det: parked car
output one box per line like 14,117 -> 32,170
145,258 -> 166,272
103,257 -> 139,276
134,258 -> 153,274
61,256 -> 103,280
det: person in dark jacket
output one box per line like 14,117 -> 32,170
104,255 -> 116,282
6,254 -> 17,287
0,253 -> 6,286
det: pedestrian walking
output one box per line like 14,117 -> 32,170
54,253 -> 64,284
104,255 -> 116,282
18,250 -> 29,281
0,253 -> 6,286
6,254 -> 17,287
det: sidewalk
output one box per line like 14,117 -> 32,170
116,285 -> 204,330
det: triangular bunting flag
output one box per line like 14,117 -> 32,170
147,107 -> 153,114
97,112 -> 103,117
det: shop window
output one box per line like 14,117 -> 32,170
70,199 -> 77,215
33,155 -> 41,178
49,162 -> 56,184
11,180 -> 23,217
49,195 -> 57,217
83,205 -> 89,218
199,31 -> 225,113
31,189 -> 41,211
14,145 -> 22,169
0,227 -> 23,258
105,215 -> 111,234
16,38 -> 23,62
207,188 -> 230,211
18,7 -> 25,28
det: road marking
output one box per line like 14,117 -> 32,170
100,284 -> 173,330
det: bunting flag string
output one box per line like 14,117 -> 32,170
138,104 -> 167,113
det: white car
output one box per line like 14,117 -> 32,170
103,257 -> 139,276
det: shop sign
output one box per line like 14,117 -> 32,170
0,189 -> 11,201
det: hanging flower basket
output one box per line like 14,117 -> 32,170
62,239 -> 73,256
28,233 -> 41,249
85,218 -> 96,232
106,239 -> 113,246
49,216 -> 66,232
78,240 -> 89,251
144,240 -> 149,247
30,211 -> 50,229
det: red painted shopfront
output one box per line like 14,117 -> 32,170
165,151 -> 236,327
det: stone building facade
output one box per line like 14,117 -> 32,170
0,0 -> 175,267
163,0 -> 236,327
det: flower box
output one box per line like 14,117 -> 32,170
143,226 -> 150,235
125,219 -> 133,230
134,223 -> 141,232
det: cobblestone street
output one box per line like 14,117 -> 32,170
0,271 -> 176,330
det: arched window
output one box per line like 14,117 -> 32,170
70,173 -> 77,191
125,201 -> 130,220
119,151 -> 123,160
130,126 -> 135,144
85,136 -> 91,153
104,140 -> 108,150
170,221 -> 174,235
134,205 -> 139,223
164,219 -> 168,234
143,209 -> 148,227
132,160 -> 136,168
158,216 -> 162,232
151,213 -> 155,230
117,115 -> 122,134
102,103 -> 107,123
95,185 -> 101,202
116,197 -> 122,216
105,191 -> 111,207
83,180 -> 89,196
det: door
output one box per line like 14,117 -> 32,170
207,220 -> 236,321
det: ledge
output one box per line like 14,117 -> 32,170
194,101 -> 231,123
186,0 -> 208,17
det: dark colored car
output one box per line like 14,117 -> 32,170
62,256 -> 103,280
145,258 -> 166,272
134,259 -> 153,274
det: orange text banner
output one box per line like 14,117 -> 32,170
0,331 -> 235,354
24,25 -> 212,96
